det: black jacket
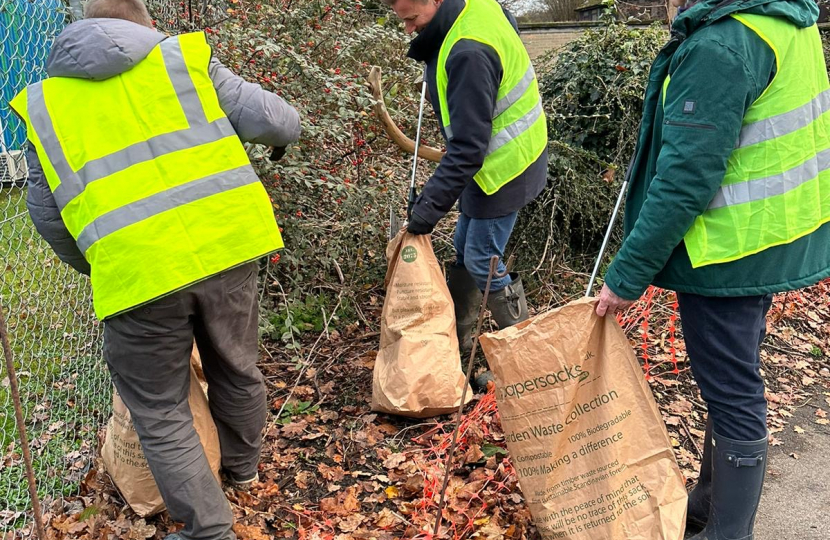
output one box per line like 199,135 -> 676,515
407,0 -> 547,226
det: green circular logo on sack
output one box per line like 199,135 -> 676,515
401,246 -> 418,263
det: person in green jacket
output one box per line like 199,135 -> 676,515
595,0 -> 830,538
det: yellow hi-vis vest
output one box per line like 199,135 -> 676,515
680,14 -> 830,267
10,32 -> 284,320
436,0 -> 547,195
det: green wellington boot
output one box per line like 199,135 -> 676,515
474,273 -> 529,390
689,432 -> 768,540
447,265 -> 482,358
687,417 -> 713,532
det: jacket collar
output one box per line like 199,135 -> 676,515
407,0 -> 466,61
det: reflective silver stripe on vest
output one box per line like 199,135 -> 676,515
487,99 -> 543,156
34,36 -> 222,210
738,89 -> 830,148
28,82 -> 82,208
76,165 -> 259,253
709,147 -> 830,209
493,64 -> 535,119
444,65 -> 536,143
160,38 -> 207,126
53,118 -> 235,206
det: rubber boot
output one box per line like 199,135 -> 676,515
687,417 -> 714,532
474,274 -> 529,390
447,265 -> 482,358
689,432 -> 768,540
486,273 -> 529,329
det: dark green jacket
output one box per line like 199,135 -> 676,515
604,0 -> 830,299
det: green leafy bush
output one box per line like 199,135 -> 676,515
150,3 -> 830,312
509,23 -> 666,292
149,0 -> 444,322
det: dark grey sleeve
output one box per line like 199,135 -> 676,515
25,144 -> 91,275
208,58 -> 302,147
411,43 -> 501,226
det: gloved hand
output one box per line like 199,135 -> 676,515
407,212 -> 434,235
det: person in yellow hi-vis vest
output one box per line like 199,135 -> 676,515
595,0 -> 830,539
382,0 -> 548,390
10,1 -> 300,538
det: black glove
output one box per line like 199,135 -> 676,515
407,211 -> 435,235
269,146 -> 287,162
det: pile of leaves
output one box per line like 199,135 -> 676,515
22,279 -> 828,540
10,3 -> 830,539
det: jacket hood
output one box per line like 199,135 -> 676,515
46,18 -> 166,80
673,0 -> 819,38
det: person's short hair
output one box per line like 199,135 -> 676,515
84,0 -> 153,28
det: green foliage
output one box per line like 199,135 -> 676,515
276,400 -> 320,424
202,0 -> 430,294
481,443 -> 509,458
509,23 -> 666,287
165,0 -> 448,328
260,292 -> 351,345
540,22 -> 664,162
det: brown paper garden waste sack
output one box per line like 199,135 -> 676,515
372,229 -> 472,418
101,345 -> 221,517
479,298 -> 687,540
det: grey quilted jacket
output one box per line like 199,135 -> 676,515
26,18 -> 301,274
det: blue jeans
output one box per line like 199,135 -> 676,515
677,293 -> 773,441
453,211 -> 518,292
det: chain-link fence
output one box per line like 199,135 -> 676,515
0,1 -> 106,538
0,1 -> 229,537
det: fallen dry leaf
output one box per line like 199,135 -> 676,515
338,513 -> 367,533
794,425 -> 806,434
374,508 -> 400,528
128,519 -> 156,540
281,420 -> 308,438
464,444 -> 485,463
295,470 -> 313,489
382,452 -> 407,469
318,463 -> 346,482
232,523 -> 270,540
319,486 -> 361,516
318,410 -> 339,422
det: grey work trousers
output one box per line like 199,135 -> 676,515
103,262 -> 266,540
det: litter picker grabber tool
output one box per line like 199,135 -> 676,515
407,72 -> 429,221
585,178 -> 627,297
432,255 -> 507,537
585,158 -> 634,297
365,67 -> 443,239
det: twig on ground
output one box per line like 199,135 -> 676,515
274,292 -> 344,422
680,418 -> 702,459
